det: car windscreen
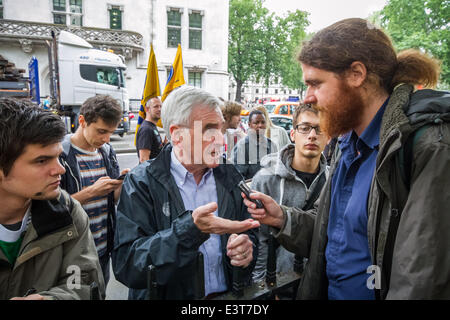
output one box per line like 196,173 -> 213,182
264,104 -> 276,113
271,117 -> 292,131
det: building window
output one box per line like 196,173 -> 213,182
189,11 -> 202,50
109,6 -> 122,30
265,88 -> 268,94
255,89 -> 259,94
53,0 -> 82,26
0,0 -> 3,19
275,89 -> 278,94
188,71 -> 202,88
54,13 -> 66,24
167,8 -> 182,48
53,0 -> 66,12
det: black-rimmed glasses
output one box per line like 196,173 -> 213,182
295,123 -> 322,135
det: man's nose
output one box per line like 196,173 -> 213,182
303,88 -> 317,105
217,131 -> 225,145
103,134 -> 111,144
308,128 -> 318,139
53,159 -> 66,176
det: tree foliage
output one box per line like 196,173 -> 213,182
228,0 -> 309,101
378,0 -> 450,88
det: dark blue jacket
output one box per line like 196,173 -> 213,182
59,134 -> 120,257
112,144 -> 259,300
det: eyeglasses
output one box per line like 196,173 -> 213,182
295,123 -> 322,135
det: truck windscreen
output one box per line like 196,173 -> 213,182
80,64 -> 125,88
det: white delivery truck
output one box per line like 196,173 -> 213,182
47,30 -> 130,135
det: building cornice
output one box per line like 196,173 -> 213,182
0,19 -> 144,53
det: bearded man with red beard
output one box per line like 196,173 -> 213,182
242,18 -> 450,300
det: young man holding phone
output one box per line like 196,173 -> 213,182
59,95 -> 130,286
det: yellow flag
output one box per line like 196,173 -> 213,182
157,44 -> 185,128
161,44 -> 185,102
135,44 -> 160,145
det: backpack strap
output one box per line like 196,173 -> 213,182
397,125 -> 429,190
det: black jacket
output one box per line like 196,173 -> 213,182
112,144 -> 259,300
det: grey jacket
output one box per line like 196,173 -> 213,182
274,84 -> 450,299
251,144 -> 328,281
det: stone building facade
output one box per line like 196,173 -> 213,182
0,0 -> 229,105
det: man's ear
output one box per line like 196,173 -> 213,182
290,129 -> 295,142
345,61 -> 367,88
169,124 -> 182,145
78,114 -> 86,128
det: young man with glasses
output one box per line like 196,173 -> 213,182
251,104 -> 329,296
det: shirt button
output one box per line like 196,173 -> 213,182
67,231 -> 73,237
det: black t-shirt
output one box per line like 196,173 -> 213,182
292,166 -> 319,189
136,120 -> 163,160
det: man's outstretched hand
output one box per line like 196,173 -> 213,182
242,191 -> 285,229
192,202 -> 260,235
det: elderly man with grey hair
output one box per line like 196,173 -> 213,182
112,86 -> 260,300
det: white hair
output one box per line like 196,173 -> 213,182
161,85 -> 223,141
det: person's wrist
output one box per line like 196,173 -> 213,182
274,206 -> 285,229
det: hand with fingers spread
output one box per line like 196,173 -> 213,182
242,191 -> 285,229
227,233 -> 254,268
192,202 -> 260,235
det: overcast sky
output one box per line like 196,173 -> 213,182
264,0 -> 388,32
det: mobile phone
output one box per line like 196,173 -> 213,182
117,173 -> 126,180
238,181 -> 264,209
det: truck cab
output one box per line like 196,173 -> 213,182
54,31 -> 130,135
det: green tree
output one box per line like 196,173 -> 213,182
228,0 -> 268,102
379,0 -> 450,88
228,0 -> 309,101
277,10 -> 310,97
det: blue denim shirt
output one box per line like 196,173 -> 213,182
170,150 -> 227,296
326,99 -> 388,300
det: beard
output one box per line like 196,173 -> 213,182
315,81 -> 365,138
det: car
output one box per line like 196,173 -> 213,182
270,114 -> 293,138
113,113 -> 130,137
240,109 -> 250,131
263,101 -> 299,118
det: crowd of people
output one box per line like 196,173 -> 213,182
0,18 -> 449,300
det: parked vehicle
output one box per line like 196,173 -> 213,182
263,101 -> 298,118
270,114 -> 293,134
46,31 -> 130,135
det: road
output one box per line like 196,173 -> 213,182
105,130 -> 138,300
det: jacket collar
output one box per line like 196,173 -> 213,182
379,84 -> 414,149
31,192 -> 73,238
